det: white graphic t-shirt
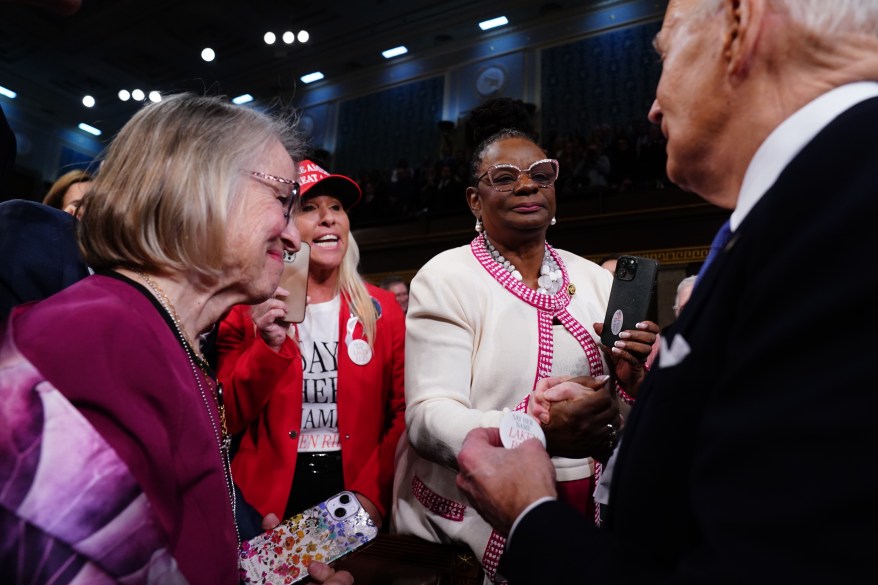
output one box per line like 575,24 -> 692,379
296,295 -> 341,452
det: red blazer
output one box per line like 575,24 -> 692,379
217,284 -> 406,520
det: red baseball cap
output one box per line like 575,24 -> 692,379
296,160 -> 361,210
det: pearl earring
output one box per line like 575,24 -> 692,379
550,216 -> 557,226
475,218 -> 484,233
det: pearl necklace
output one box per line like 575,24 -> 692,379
136,271 -> 239,546
483,233 -> 563,295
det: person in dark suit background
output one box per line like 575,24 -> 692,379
0,199 -> 89,320
455,0 -> 878,583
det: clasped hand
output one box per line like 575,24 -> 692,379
526,321 -> 659,461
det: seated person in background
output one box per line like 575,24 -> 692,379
0,93 -> 348,584
379,274 -> 410,314
672,274 -> 696,318
217,160 -> 406,530
42,169 -> 92,217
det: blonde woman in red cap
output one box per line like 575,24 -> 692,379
217,160 -> 406,530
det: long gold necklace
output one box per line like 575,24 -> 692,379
136,271 -> 239,545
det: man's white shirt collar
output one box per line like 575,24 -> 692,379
731,82 -> 878,231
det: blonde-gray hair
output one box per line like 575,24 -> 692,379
337,232 -> 378,347
79,93 -> 302,284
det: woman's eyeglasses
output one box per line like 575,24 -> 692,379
477,158 -> 559,192
248,170 -> 300,218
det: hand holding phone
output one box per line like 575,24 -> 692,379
278,243 -> 310,324
239,491 -> 378,584
600,255 -> 658,348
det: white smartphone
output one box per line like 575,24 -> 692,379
238,491 -> 378,584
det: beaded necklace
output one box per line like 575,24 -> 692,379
483,232 -> 562,295
136,271 -> 239,546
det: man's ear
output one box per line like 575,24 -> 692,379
724,0 -> 765,77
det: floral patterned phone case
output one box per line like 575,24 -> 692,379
239,491 -> 378,584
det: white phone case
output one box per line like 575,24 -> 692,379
239,491 -> 378,584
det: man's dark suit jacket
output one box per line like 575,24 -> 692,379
503,97 -> 878,583
0,200 -> 89,321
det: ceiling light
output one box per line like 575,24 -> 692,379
132,89 -> 145,101
232,94 -> 254,105
300,71 -> 324,84
78,123 -> 101,136
82,95 -> 95,108
382,46 -> 408,59
297,30 -> 309,43
0,85 -> 17,99
479,16 -> 509,30
264,32 -> 276,45
118,89 -> 131,101
148,91 -> 162,103
282,31 -> 295,44
201,47 -> 215,62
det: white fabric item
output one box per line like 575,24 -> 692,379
297,295 -> 341,452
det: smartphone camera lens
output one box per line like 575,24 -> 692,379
334,507 -> 346,518
339,494 -> 351,504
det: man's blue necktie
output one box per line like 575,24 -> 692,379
697,219 -> 733,283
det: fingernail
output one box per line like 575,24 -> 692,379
614,341 -> 626,349
636,322 -> 647,329
619,331 -> 630,339
611,347 -> 622,355
596,374 -> 611,383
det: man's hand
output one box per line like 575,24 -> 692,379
537,375 -> 619,461
456,427 -> 556,536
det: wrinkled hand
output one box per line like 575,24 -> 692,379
456,427 -> 556,536
354,493 -> 383,530
306,561 -> 355,585
537,375 -> 619,462
251,286 -> 292,351
595,320 -> 659,395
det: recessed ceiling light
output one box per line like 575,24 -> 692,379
232,94 -> 254,105
479,16 -> 509,30
382,46 -> 408,59
297,30 -> 310,43
132,89 -> 145,101
118,89 -> 131,101
78,123 -> 101,136
0,85 -> 16,99
264,31 -> 276,45
82,95 -> 95,108
282,31 -> 295,44
300,71 -> 324,84
148,91 -> 162,103
201,47 -> 216,62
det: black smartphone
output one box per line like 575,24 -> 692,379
278,242 -> 310,323
600,255 -> 659,347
